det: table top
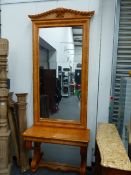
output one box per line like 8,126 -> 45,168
96,123 -> 131,171
23,125 -> 90,147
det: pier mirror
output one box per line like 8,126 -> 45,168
29,8 -> 94,129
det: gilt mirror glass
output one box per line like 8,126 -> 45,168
29,8 -> 94,128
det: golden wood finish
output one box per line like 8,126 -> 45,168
39,161 -> 80,173
23,126 -> 90,147
23,8 -> 94,175
23,126 -> 89,174
31,142 -> 42,172
29,7 -> 94,129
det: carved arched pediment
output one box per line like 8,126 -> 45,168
29,7 -> 94,21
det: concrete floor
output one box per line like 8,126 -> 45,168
50,95 -> 80,120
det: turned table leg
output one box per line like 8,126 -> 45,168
80,146 -> 87,175
25,140 -> 32,150
31,142 -> 42,172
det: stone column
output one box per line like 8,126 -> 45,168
16,93 -> 29,172
0,39 -> 11,175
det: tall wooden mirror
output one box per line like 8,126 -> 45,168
23,8 -> 94,174
30,8 -> 94,129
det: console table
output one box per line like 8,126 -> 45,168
95,123 -> 131,175
23,126 -> 90,174
22,7 -> 94,175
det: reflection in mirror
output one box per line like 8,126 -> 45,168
39,26 -> 83,121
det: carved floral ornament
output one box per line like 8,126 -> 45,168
28,7 -> 94,20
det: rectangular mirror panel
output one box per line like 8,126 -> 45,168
39,26 -> 82,121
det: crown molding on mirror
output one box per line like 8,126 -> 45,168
30,7 -> 94,129
29,7 -> 94,20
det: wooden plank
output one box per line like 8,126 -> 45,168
39,161 -> 80,173
23,126 -> 90,147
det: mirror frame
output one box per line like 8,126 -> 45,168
29,8 -> 94,129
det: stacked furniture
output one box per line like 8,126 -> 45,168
61,68 -> 70,97
0,39 -> 29,175
0,39 -> 11,175
8,93 -> 29,172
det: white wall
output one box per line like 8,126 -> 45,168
1,0 -> 116,166
74,46 -> 82,71
97,0 -> 116,124
40,27 -> 74,69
